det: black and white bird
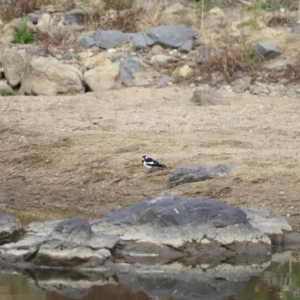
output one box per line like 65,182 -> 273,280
142,155 -> 166,172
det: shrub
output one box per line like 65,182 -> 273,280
12,14 -> 36,44
200,33 -> 259,80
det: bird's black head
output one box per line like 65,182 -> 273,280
142,155 -> 147,162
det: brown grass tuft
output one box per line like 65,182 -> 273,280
0,0 -> 40,22
200,32 -> 258,81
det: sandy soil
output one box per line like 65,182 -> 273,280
0,87 -> 300,229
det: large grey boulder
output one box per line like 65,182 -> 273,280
1,49 -> 30,88
20,57 -> 85,96
0,213 -> 23,245
146,24 -> 198,48
168,165 -> 232,188
95,30 -> 128,49
251,41 -> 282,60
91,195 -> 271,264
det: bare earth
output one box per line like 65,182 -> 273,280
1,87 -> 300,230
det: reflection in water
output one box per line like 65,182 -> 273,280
46,284 -> 151,300
1,260 -> 300,300
0,274 -> 152,300
0,274 -> 45,300
224,260 -> 300,300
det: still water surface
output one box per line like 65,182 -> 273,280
0,259 -> 300,300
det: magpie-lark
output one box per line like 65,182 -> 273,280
142,155 -> 166,172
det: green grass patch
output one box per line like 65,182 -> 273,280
12,14 -> 36,44
0,89 -> 19,96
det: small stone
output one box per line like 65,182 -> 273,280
151,44 -> 164,55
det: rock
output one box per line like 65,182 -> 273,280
242,208 -> 292,245
121,57 -> 142,73
0,23 -> 15,43
91,195 -> 271,265
20,57 -> 85,96
180,39 -> 194,52
2,49 -> 30,88
121,69 -> 133,86
50,218 -> 92,244
95,30 -> 128,49
196,46 -> 211,64
0,233 -> 48,265
249,84 -> 266,95
151,44 -> 164,54
27,13 -> 39,24
85,232 -> 120,250
83,63 -> 121,92
128,32 -> 155,49
0,213 -> 23,245
172,64 -> 194,78
146,24 -> 198,48
79,36 -> 96,49
26,220 -> 62,236
132,72 -> 153,86
231,76 -> 252,93
0,81 -> 13,92
242,208 -> 292,236
168,164 -> 232,188
151,54 -> 178,65
190,89 -> 231,106
155,74 -> 171,88
120,58 -> 143,86
34,240 -> 109,268
251,41 -> 282,60
83,54 -> 112,67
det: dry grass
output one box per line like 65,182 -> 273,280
200,31 -> 258,80
101,7 -> 145,32
135,0 -> 201,31
0,0 -> 75,22
0,0 -> 40,22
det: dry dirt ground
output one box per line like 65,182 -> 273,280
1,87 -> 300,230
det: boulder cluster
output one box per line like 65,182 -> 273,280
0,195 -> 295,271
0,4 -> 299,97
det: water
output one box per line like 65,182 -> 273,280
1,258 -> 300,300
